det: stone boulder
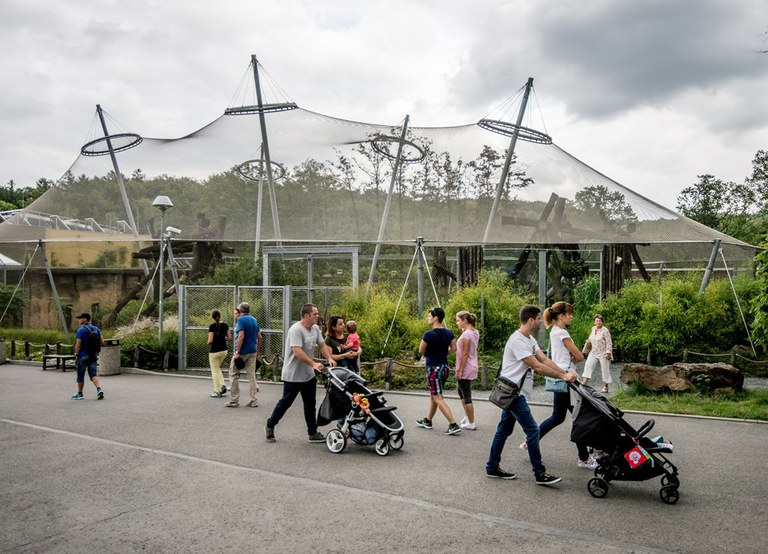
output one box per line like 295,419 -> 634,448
622,362 -> 743,393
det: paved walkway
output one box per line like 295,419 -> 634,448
1,363 -> 766,553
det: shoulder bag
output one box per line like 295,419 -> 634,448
489,369 -> 529,410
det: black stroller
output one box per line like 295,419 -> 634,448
318,367 -> 405,456
570,382 -> 681,504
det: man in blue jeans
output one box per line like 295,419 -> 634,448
486,305 -> 577,485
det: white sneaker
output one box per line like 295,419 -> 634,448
578,457 -> 598,470
460,421 -> 477,430
519,441 -> 528,455
460,416 -> 468,426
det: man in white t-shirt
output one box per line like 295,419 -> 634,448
265,303 -> 336,443
485,305 -> 577,485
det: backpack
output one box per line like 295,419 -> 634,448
84,324 -> 102,356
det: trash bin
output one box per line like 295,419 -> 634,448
99,339 -> 121,376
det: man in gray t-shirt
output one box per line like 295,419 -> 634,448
265,303 -> 336,443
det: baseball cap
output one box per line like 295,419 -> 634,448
75,312 -> 91,320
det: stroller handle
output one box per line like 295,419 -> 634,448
636,418 -> 655,438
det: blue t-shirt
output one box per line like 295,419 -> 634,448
422,327 -> 454,367
234,313 -> 259,355
75,324 -> 101,359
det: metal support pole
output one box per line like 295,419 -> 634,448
307,254 -> 313,305
367,115 -> 411,293
252,55 -> 282,244
538,249 -> 547,345
482,78 -> 534,244
416,237 -> 425,315
158,214 -> 166,344
699,239 -> 722,293
39,240 -> 70,343
96,105 -> 148,275
254,144 -> 265,260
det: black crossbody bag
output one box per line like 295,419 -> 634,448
489,368 -> 530,410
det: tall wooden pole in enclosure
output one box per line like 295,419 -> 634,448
367,115 -> 411,293
252,55 -> 282,245
482,78 -> 534,244
96,105 -> 148,275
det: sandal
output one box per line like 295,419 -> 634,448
601,385 -> 609,393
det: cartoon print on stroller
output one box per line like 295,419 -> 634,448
570,383 -> 681,504
318,367 -> 405,456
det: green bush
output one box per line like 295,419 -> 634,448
330,288 -> 424,360
443,268 -> 535,355
596,274 -> 758,363
0,284 -> 26,327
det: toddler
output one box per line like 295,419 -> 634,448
345,320 -> 361,374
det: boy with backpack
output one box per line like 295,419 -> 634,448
71,312 -> 105,400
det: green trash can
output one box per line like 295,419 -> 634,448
99,339 -> 121,376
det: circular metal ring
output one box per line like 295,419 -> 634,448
224,102 -> 298,115
370,135 -> 426,163
80,133 -> 143,156
236,159 -> 286,181
477,119 -> 552,144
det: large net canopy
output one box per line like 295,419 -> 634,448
0,61 -> 756,277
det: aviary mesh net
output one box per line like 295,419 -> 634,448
0,68 -> 756,278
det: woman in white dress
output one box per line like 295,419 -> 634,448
581,314 -> 613,393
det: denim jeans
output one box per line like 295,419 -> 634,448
486,395 -> 545,477
267,378 -> 318,435
539,390 -> 589,461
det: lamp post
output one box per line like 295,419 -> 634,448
152,195 -> 173,344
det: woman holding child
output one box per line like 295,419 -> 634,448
324,315 -> 360,369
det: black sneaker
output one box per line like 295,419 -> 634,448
97,388 -> 104,400
444,423 -> 461,435
220,385 -> 227,395
308,432 -> 325,443
535,472 -> 562,486
416,418 -> 433,429
486,468 -> 516,480
265,426 -> 276,443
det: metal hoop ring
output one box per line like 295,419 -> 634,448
225,103 -> 298,115
477,119 -> 552,144
80,133 -> 143,156
236,159 -> 286,181
371,135 -> 426,163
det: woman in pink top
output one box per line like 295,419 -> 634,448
455,310 -> 480,430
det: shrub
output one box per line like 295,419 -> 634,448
443,268 -> 535,355
331,288 -> 423,360
0,284 -> 26,327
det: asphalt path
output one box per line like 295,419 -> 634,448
1,364 -> 766,553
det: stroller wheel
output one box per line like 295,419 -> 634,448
660,485 -> 680,505
661,474 -> 680,488
388,433 -> 404,451
326,429 -> 347,454
374,438 -> 390,456
587,478 -> 609,499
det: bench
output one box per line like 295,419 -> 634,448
42,354 -> 77,372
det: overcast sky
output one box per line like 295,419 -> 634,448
1,0 -> 766,210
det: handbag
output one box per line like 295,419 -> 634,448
489,376 -> 520,410
582,339 -> 592,355
545,376 -> 569,393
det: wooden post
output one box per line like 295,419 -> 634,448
25,341 -> 31,361
385,358 -> 394,390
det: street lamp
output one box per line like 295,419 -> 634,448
152,195 -> 173,344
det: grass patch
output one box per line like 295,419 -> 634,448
611,388 -> 768,421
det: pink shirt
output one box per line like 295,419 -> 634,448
345,332 -> 360,351
456,328 -> 479,380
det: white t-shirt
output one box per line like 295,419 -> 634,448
499,330 -> 538,400
281,321 -> 324,382
549,326 -> 576,375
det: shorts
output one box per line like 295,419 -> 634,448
426,364 -> 449,396
76,356 -> 98,382
457,379 -> 473,403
